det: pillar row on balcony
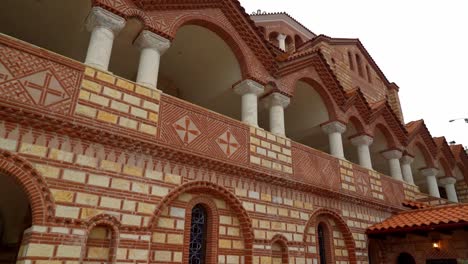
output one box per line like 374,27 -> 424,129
439,177 -> 458,203
134,30 -> 171,90
262,92 -> 290,137
85,7 -> 126,71
321,121 -> 346,159
350,134 -> 373,169
233,80 -> 264,127
420,167 -> 440,198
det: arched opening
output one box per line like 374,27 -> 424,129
347,51 -> 354,71
436,158 -> 451,199
0,0 -> 92,62
258,26 -> 266,39
282,79 -> 331,153
271,240 -> 288,264
159,24 -> 244,120
107,18 -> 144,81
84,224 -> 115,263
294,35 -> 304,49
268,31 -> 279,47
189,204 -> 208,264
370,126 -> 393,176
396,252 -> 415,264
355,54 -> 364,77
411,144 -> 431,193
285,35 -> 294,52
317,223 -> 331,264
0,174 -> 32,263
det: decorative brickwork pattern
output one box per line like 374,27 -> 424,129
249,127 -> 292,174
75,67 -> 160,136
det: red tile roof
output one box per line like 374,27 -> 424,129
402,200 -> 429,209
367,204 -> 468,234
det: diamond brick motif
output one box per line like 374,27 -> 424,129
173,115 -> 200,145
18,70 -> 69,106
217,130 -> 240,157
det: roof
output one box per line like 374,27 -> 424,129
367,204 -> 468,234
250,11 -> 316,38
402,199 -> 429,210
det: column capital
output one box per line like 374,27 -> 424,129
439,176 -> 456,186
350,134 -> 373,146
321,121 -> 346,134
420,167 -> 438,177
400,155 -> 414,165
277,33 -> 287,41
135,30 -> 171,54
233,79 -> 264,96
262,92 -> 290,109
381,149 -> 402,160
86,7 -> 126,35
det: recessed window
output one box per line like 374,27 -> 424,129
347,51 -> 354,70
318,223 -> 328,264
355,54 -> 364,77
366,65 -> 372,83
189,204 -> 207,264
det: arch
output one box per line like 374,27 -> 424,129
396,252 -> 415,264
294,34 -> 304,49
0,150 -> 54,224
372,123 -> 397,148
149,181 -> 254,263
83,214 -> 120,263
317,220 -> 334,264
414,141 -> 435,168
303,208 -> 357,264
271,234 -> 289,264
169,16 -> 251,79
183,196 -> 220,264
347,116 -> 366,134
292,77 -> 339,120
438,158 -> 453,177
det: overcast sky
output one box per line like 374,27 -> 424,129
240,0 -> 468,148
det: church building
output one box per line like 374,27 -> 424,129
0,0 -> 467,263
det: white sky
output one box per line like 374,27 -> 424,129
240,0 -> 468,148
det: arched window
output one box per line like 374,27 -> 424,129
318,223 -> 328,264
347,51 -> 354,70
189,204 -> 208,264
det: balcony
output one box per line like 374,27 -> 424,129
0,33 -> 436,210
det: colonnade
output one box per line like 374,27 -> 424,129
83,7 -> 459,203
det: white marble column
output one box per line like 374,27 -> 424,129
262,92 -> 290,136
85,7 -> 126,71
400,155 -> 415,184
135,30 -> 171,89
381,149 -> 403,181
321,121 -> 346,159
277,34 -> 287,51
350,135 -> 373,169
439,177 -> 458,202
233,80 -> 264,127
420,168 -> 440,198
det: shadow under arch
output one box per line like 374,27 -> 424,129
169,16 -> 251,79
292,77 -> 339,120
149,181 -> 254,263
0,149 -> 55,225
303,208 -> 357,264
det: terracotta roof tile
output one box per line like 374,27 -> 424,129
367,204 -> 468,234
402,200 -> 429,209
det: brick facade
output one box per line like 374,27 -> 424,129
0,1 -> 467,264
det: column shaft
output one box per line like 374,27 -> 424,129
401,163 -> 415,184
86,27 -> 115,70
445,183 -> 458,202
427,175 -> 441,198
357,144 -> 373,169
270,104 -> 285,136
242,92 -> 259,126
388,158 -> 403,181
329,132 -> 345,159
136,48 -> 161,89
